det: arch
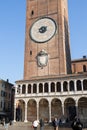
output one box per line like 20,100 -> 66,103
64,98 -> 76,120
33,84 -> 37,93
76,80 -> 82,91
17,85 -> 21,94
44,83 -> 48,92
39,99 -> 49,122
51,98 -> 62,120
16,99 -> 25,122
83,79 -> 87,90
69,81 -> 74,91
22,84 -> 26,94
51,82 -> 55,92
63,81 -> 68,92
56,82 -> 61,92
28,84 -> 31,93
78,97 -> 87,121
83,65 -> 86,72
27,99 -> 37,121
39,83 -> 43,93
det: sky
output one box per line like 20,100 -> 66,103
0,0 -> 87,84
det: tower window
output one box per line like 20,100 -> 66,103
31,10 -> 34,16
30,50 -> 32,55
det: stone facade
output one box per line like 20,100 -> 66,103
14,73 -> 87,123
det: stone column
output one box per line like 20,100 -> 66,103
81,80 -> 83,92
61,81 -> 63,93
13,102 -> 16,122
37,101 -> 39,120
62,102 -> 64,116
75,100 -> 78,117
37,83 -> 39,94
31,84 -> 33,94
15,85 -> 18,95
49,82 -> 51,93
26,84 -> 28,94
67,81 -> 69,92
55,81 -> 57,93
24,102 -> 28,122
49,101 -> 51,122
43,82 -> 44,93
74,80 -> 77,92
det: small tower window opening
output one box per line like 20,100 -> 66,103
30,50 -> 32,55
31,10 -> 34,16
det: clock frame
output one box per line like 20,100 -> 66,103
29,17 -> 57,43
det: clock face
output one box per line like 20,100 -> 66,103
30,17 -> 57,43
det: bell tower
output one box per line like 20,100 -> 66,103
24,0 -> 71,80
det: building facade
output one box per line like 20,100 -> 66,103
0,79 -> 14,120
72,56 -> 87,74
14,0 -> 87,125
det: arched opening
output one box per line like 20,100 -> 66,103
78,97 -> 87,122
44,83 -> 48,93
51,98 -> 62,120
64,98 -> 76,121
33,84 -> 37,93
63,81 -> 68,92
28,84 -> 31,93
51,82 -> 55,92
83,65 -> 86,72
27,99 -> 37,121
69,81 -> 74,91
76,80 -> 82,91
83,79 -> 87,90
56,82 -> 61,92
39,99 -> 49,122
39,83 -> 43,93
16,100 -> 25,122
22,84 -> 26,94
17,85 -> 21,94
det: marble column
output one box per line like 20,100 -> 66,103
24,102 -> 28,122
13,103 -> 16,122
49,101 -> 51,122
37,102 -> 39,120
62,102 -> 64,116
75,100 -> 78,117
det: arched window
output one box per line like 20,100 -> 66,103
76,80 -> 82,91
83,65 -> 86,72
51,82 -> 55,92
28,84 -> 31,93
39,83 -> 43,93
56,82 -> 61,92
17,85 -> 21,94
63,81 -> 68,91
44,83 -> 48,93
22,84 -> 26,94
33,84 -> 37,93
69,81 -> 74,91
83,79 -> 87,90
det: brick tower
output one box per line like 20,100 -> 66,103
24,0 -> 71,80
15,1 -> 87,123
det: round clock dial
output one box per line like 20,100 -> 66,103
30,17 -> 57,43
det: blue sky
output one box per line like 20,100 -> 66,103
0,0 -> 87,84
